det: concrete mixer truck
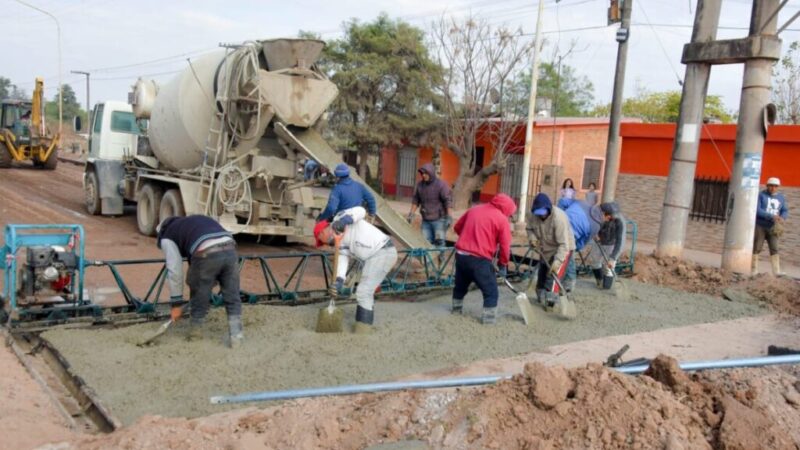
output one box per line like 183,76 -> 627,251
81,38 -> 428,248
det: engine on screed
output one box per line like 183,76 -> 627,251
18,246 -> 78,304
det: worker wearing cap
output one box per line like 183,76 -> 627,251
526,193 -> 575,307
451,193 -> 517,325
753,177 -> 789,276
156,215 -> 243,348
588,202 -> 627,289
317,163 -> 377,222
314,206 -> 397,333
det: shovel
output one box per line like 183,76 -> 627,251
502,278 -> 535,326
137,305 -> 185,346
316,234 -> 344,333
535,250 -> 577,320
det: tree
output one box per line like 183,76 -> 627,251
431,15 -> 534,210
0,77 -> 12,99
318,14 -> 443,179
773,40 -> 800,124
590,88 -> 732,123
506,60 -> 595,117
45,84 -> 85,125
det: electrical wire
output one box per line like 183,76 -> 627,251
636,0 -> 684,87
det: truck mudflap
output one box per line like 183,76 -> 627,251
273,123 -> 431,249
91,160 -> 125,215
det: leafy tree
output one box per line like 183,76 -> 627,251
590,88 -> 732,123
45,84 -> 86,125
0,77 -> 12,99
431,15 -> 534,209
773,41 -> 800,124
506,61 -> 595,117
318,14 -> 443,179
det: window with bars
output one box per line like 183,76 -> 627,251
690,177 -> 729,223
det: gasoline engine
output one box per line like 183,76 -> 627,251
17,246 -> 78,304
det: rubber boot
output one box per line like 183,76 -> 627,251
592,269 -> 604,288
481,307 -> 497,325
545,291 -> 558,309
228,315 -> 244,348
564,277 -> 576,293
353,306 -> 375,334
535,289 -> 546,306
751,255 -> 759,275
770,255 -> 785,276
451,298 -> 464,315
602,275 -> 614,290
187,317 -> 204,341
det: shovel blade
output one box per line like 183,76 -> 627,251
315,304 -> 344,333
137,320 -> 172,346
516,292 -> 535,326
555,297 -> 577,320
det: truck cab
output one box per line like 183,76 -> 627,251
83,101 -> 140,215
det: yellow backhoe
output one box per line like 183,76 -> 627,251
0,77 -> 59,169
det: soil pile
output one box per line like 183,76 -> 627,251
633,253 -> 800,315
62,356 -> 800,450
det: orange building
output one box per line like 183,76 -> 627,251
381,118 -> 640,204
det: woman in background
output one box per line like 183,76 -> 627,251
560,178 -> 576,200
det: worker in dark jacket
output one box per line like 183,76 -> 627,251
157,215 -> 243,348
451,194 -> 517,325
407,163 -> 453,246
753,177 -> 789,276
318,163 -> 377,222
588,202 -> 626,289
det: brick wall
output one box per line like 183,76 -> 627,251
617,174 -> 800,265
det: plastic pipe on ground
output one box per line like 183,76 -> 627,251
209,354 -> 800,405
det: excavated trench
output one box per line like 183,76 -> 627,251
34,278 -> 764,426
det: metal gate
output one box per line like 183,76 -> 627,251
397,147 -> 418,198
500,154 -> 523,200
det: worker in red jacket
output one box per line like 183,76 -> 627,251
451,193 -> 517,324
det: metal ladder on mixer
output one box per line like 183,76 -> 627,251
196,94 -> 231,216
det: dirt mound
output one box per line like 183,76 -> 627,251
633,253 -> 800,315
62,356 -> 800,450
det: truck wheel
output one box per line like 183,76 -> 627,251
159,189 -> 185,223
85,171 -> 101,215
0,142 -> 11,168
137,183 -> 164,236
41,149 -> 59,170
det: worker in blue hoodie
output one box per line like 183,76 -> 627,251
317,163 -> 377,222
557,198 -> 592,292
753,177 -> 789,276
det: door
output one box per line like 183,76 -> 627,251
500,154 -> 523,203
89,104 -> 104,157
397,147 -> 418,198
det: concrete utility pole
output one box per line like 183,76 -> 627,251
722,0 -> 781,273
601,0 -> 632,203
656,0 -> 722,258
70,71 -> 90,125
517,0 -> 546,225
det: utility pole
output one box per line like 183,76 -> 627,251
601,0 -> 632,202
722,0 -> 781,273
656,0 -> 722,258
71,70 -> 90,125
517,0 -> 546,226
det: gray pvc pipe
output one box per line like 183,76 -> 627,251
209,354 -> 800,405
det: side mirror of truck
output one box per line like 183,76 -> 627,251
73,115 -> 82,132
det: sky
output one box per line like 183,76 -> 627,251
3,0 -> 800,116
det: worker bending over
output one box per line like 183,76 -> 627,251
157,215 -> 243,348
557,198 -> 592,293
314,206 -> 397,333
318,163 -> 377,222
451,193 -> 517,325
526,193 -> 574,308
588,202 -> 626,289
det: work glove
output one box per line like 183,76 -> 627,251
334,277 -> 345,295
496,266 -> 508,278
367,215 -> 377,224
331,215 -> 354,233
443,215 -> 453,229
607,259 -> 616,270
406,212 -> 415,224
170,306 -> 183,322
551,260 -> 562,275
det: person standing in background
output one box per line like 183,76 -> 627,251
753,177 -> 789,276
560,178 -> 576,200
584,182 -> 599,206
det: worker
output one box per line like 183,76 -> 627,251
406,163 -> 453,246
557,198 -> 592,292
526,193 -> 575,308
314,206 -> 397,333
588,202 -> 627,289
753,177 -> 789,276
317,163 -> 377,222
156,215 -> 243,348
303,159 -> 320,181
451,193 -> 517,325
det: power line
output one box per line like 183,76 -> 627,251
636,0 -> 684,86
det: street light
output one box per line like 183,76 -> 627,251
70,70 -> 90,122
14,0 -> 62,135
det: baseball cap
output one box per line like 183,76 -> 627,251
766,177 -> 781,186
